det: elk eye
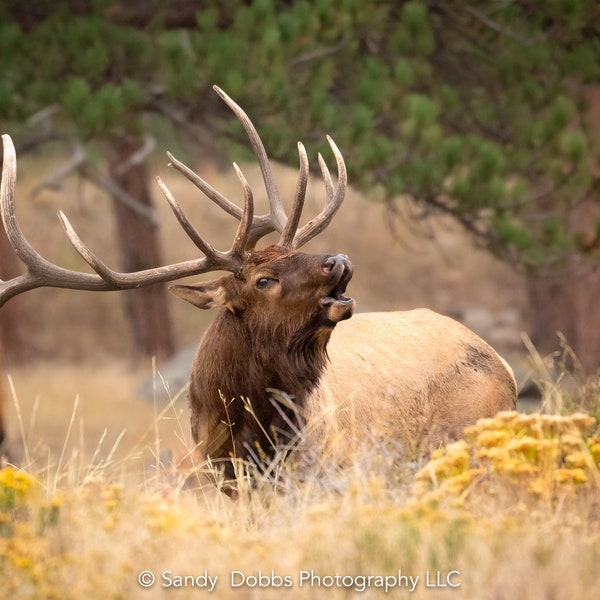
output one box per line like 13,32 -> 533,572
256,277 -> 276,290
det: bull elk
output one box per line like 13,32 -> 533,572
0,86 -> 517,488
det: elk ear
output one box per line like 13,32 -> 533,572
169,280 -> 229,310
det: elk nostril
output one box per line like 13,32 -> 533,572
322,257 -> 336,273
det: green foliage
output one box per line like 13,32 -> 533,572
0,10 -> 150,135
1,0 -> 599,270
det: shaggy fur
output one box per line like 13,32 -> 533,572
171,246 -> 354,484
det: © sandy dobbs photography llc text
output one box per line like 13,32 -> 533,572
139,568 -> 462,592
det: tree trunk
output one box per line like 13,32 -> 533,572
108,136 -> 175,361
0,225 -> 30,364
0,350 -> 5,454
1,144 -> 32,458
527,181 -> 600,374
0,228 -> 27,452
526,85 -> 600,375
527,253 -> 600,374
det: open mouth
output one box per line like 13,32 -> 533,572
320,260 -> 354,308
318,255 -> 355,324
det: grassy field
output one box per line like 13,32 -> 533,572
1,362 -> 599,599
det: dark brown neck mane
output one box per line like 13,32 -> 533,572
189,305 -> 334,477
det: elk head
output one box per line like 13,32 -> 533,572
172,246 -> 353,337
0,86 -> 349,307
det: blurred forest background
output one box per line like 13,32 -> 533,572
1,1 -> 600,450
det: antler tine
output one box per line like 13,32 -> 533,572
292,135 -> 347,249
230,162 -> 254,255
57,210 -> 241,283
167,148 -> 274,250
1,134 -> 59,272
168,88 -> 346,252
156,174 -> 217,257
166,151 -> 243,222
0,134 -> 107,307
59,206 -> 248,281
212,85 -> 287,236
279,142 -> 309,249
56,211 -> 127,284
160,152 -> 254,262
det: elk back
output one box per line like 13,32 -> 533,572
305,309 -> 517,458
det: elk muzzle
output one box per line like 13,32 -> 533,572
320,254 -> 355,323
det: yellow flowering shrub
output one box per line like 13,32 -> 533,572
0,467 -> 39,513
0,467 -> 69,598
415,412 -> 599,506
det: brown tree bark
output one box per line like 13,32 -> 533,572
108,136 -> 175,361
0,350 -> 5,455
526,86 -> 600,374
7,1 -> 209,32
0,222 -> 30,364
0,144 -> 32,458
527,253 -> 600,374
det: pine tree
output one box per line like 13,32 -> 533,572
1,0 -> 599,369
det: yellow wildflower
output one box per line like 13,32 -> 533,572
587,438 -> 600,465
554,468 -> 588,485
564,450 -> 590,469
528,477 -> 550,497
567,413 -> 595,432
415,410 -> 599,508
476,429 -> 511,448
0,467 -> 39,511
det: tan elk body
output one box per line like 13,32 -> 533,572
0,86 -> 516,483
309,310 -> 516,457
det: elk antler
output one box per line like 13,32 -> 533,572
0,86 -> 346,307
165,86 -> 347,250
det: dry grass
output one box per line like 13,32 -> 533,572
1,363 -> 600,599
4,361 -> 192,472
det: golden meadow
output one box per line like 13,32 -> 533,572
1,374 -> 599,599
